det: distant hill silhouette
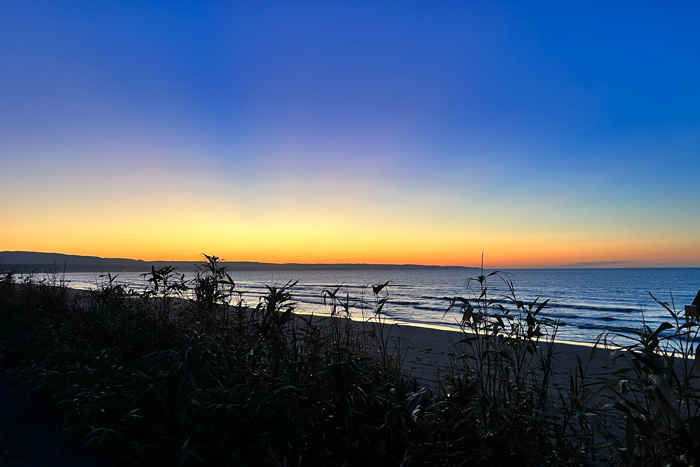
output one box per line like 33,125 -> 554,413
0,251 -> 474,273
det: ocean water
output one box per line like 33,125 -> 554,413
50,268 -> 700,345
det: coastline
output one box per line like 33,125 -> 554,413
295,311 -> 623,392
14,267 -> 700,346
3,277 -> 698,464
18,285 -> 686,395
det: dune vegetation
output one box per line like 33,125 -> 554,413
0,255 -> 698,466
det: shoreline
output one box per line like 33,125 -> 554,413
10,268 -> 700,347
296,310 -> 613,347
295,311 -> 625,392
25,287 -> 691,394
4,263 -> 698,464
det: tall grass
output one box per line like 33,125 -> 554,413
604,292 -> 700,466
0,258 -> 698,466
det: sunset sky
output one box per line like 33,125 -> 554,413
1,1 -> 699,268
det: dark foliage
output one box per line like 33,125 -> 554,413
1,260 -> 697,466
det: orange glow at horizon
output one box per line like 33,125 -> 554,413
3,215 -> 699,268
2,153 -> 699,269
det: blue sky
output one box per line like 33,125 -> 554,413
1,1 -> 699,266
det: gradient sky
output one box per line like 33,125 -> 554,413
1,1 -> 699,267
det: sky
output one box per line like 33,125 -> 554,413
1,1 -> 699,268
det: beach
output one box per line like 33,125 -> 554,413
297,312 -> 625,396
3,277 -> 698,465
47,268 -> 700,345
388,322 -> 617,391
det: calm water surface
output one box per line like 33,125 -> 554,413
57,268 -> 700,345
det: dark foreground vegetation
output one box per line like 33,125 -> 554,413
0,256 -> 698,466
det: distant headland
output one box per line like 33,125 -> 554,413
0,251 -> 475,273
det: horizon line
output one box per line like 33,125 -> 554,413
1,251 -> 699,270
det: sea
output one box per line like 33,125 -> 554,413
49,268 -> 700,346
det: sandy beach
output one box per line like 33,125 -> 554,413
297,312 -> 625,394
390,322 -> 624,392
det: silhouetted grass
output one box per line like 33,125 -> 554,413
0,256 -> 697,466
